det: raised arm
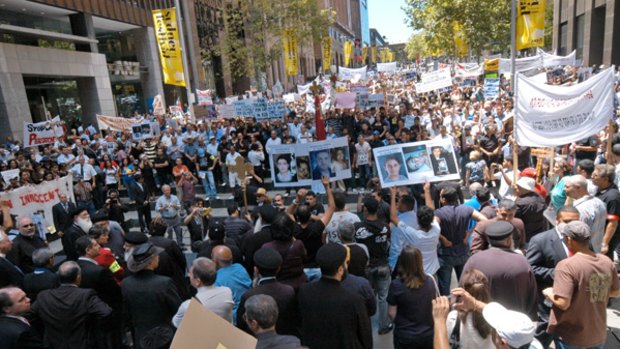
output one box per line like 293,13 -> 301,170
320,176 -> 336,226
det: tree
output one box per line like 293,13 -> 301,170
405,32 -> 428,60
222,0 -> 333,84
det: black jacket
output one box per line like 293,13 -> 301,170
61,224 -> 87,261
0,315 -> 48,349
0,256 -> 23,288
121,270 -> 182,349
526,228 -> 568,291
77,259 -> 123,310
23,269 -> 59,302
129,181 -> 150,206
52,201 -> 76,235
32,285 -> 112,349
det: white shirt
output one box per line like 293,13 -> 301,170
172,286 -> 234,327
247,150 -> 265,166
324,211 -> 361,243
394,221 -> 441,275
355,142 -> 371,165
70,163 -> 97,181
265,137 -> 281,155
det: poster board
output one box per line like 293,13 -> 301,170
171,299 -> 257,349
269,137 -> 352,187
23,116 -> 64,147
373,138 -> 460,188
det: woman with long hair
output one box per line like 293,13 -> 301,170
549,158 -> 572,211
446,269 -> 494,349
387,246 -> 437,349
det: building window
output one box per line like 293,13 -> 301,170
575,15 -> 584,60
559,22 -> 568,56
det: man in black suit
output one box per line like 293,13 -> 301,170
8,216 -> 46,274
526,205 -> 578,348
52,193 -> 76,238
148,217 -> 186,273
31,261 -> 112,349
237,248 -> 298,337
0,230 -> 23,288
0,286 -> 48,348
244,294 -> 301,349
22,247 -> 59,302
130,174 -> 152,234
75,236 -> 122,349
61,206 -> 91,261
122,243 -> 182,349
298,243 -> 372,349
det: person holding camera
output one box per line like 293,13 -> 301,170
105,189 -> 128,232
155,184 -> 184,249
177,170 -> 198,212
183,198 -> 210,246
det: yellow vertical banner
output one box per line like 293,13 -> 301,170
484,58 -> 499,72
361,46 -> 368,64
387,50 -> 394,62
517,0 -> 545,50
282,28 -> 298,76
322,37 -> 332,72
380,48 -> 388,63
152,8 -> 186,86
343,41 -> 353,67
371,46 -> 377,64
453,22 -> 469,57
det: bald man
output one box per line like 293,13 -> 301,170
212,246 -> 251,325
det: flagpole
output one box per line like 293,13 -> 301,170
511,0 -> 518,185
174,0 -> 194,121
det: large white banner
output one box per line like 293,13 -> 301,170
269,137 -> 352,187
515,67 -> 615,147
539,49 -> 577,67
377,62 -> 397,74
373,138 -> 460,188
415,68 -> 453,93
0,175 -> 74,238
339,66 -> 367,82
97,114 -> 138,132
499,55 -> 543,73
23,116 -> 64,147
455,63 -> 483,78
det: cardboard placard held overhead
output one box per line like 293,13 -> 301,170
171,299 -> 257,349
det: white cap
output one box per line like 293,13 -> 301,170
516,177 -> 536,192
482,302 -> 535,348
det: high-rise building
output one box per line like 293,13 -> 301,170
318,0 -> 363,69
552,0 -> 620,66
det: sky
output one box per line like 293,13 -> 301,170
368,0 -> 413,44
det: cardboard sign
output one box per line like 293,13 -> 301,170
171,299 -> 257,349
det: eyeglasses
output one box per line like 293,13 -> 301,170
22,224 -> 34,227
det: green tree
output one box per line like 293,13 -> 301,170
222,0 -> 333,84
405,32 -> 428,60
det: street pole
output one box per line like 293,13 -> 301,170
174,0 -> 194,121
511,0 -> 518,185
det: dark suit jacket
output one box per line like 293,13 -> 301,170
77,259 -> 123,310
52,202 -> 76,235
61,225 -> 87,261
149,236 -> 186,272
129,182 -> 150,206
240,226 -> 273,276
0,256 -> 23,288
121,270 -> 182,349
256,331 -> 300,349
0,316 -> 48,349
7,235 -> 47,274
32,285 -> 112,349
237,279 -> 299,337
526,228 -> 568,291
23,269 -> 59,302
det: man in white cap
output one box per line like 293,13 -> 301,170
514,177 -> 546,242
543,221 -> 620,349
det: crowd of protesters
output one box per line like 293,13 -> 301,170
1,64 -> 620,349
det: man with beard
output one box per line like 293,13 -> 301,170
61,206 -> 93,261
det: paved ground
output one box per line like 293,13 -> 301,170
44,190 -> 620,348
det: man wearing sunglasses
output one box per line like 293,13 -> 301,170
7,216 -> 46,274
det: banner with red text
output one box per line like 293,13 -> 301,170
23,116 -> 63,147
0,175 -> 74,238
96,114 -> 137,132
515,67 -> 615,147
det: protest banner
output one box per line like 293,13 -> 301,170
171,299 -> 256,349
96,115 -> 135,132
283,28 -> 298,76
216,99 -> 287,120
415,68 -> 453,94
514,67 -> 615,147
282,93 -> 300,103
499,55 -> 543,74
0,175 -> 74,239
269,137 -> 351,187
483,78 -> 500,101
152,94 -> 166,115
335,92 -> 356,109
343,41 -> 353,67
484,58 -> 499,72
131,121 -> 159,140
152,8 -> 186,86
516,0 -> 546,50
297,82 -> 312,95
366,94 -> 385,109
1,169 -> 19,184
338,66 -> 367,81
377,62 -> 397,74
537,48 -> 577,67
196,89 -> 213,106
322,37 -> 332,72
373,138 -> 460,188
455,63 -> 483,78
23,116 -> 63,147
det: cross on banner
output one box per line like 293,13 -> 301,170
228,157 -> 254,212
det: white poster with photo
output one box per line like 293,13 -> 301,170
483,78 -> 500,100
1,169 -> 20,184
131,121 -> 159,139
415,68 -> 453,93
0,175 -> 74,238
377,62 -> 397,74
373,138 -> 460,188
23,116 -> 63,147
269,137 -> 352,187
514,67 -> 615,147
339,66 -> 368,81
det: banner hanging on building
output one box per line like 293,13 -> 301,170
415,68 -> 453,93
23,116 -> 63,147
514,67 -> 615,147
322,37 -> 332,72
371,46 -> 377,64
152,8 -> 186,86
0,175 -> 74,238
372,138 -> 460,188
361,46 -> 368,65
343,41 -> 353,67
269,137 -> 351,187
282,29 -> 298,76
516,0 -> 546,50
